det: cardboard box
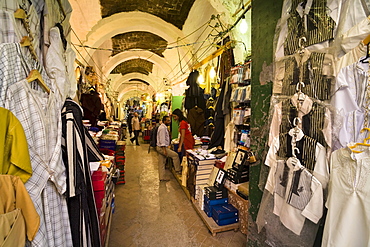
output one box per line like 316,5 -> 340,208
211,204 -> 238,220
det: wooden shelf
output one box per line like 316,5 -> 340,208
191,198 -> 239,236
171,168 -> 191,200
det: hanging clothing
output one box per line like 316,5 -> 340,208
4,79 -> 72,247
275,51 -> 334,100
267,158 -> 324,235
0,175 -> 40,246
187,106 -> 205,137
224,120 -> 236,152
283,0 -> 336,56
209,78 -> 226,149
322,146 -> 370,247
331,58 -> 370,149
45,27 -> 70,101
80,91 -> 102,127
0,107 -> 32,183
61,99 -> 102,247
267,130 -> 329,189
268,95 -> 331,148
184,70 -> 206,111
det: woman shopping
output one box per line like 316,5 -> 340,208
172,109 -> 195,152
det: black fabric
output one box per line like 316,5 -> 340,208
61,99 -> 101,247
184,71 -> 206,110
80,91 -> 102,127
209,78 -> 226,149
188,107 -> 205,137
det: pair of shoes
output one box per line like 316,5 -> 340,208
136,144 -> 140,146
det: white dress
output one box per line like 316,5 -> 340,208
322,147 -> 370,247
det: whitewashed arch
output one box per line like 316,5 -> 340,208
81,11 -> 193,70
102,50 -> 174,80
111,72 -> 161,92
119,89 -> 147,102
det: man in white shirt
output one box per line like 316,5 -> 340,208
156,116 -> 181,181
130,112 -> 140,146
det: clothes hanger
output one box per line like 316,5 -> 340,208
14,8 -> 26,19
360,43 -> 370,63
295,81 -> 306,101
349,128 -> 370,153
27,69 -> 50,94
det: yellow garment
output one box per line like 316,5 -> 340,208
0,107 -> 32,183
0,209 -> 25,247
0,175 -> 40,243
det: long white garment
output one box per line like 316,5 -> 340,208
322,147 -> 370,247
224,120 -> 236,152
5,79 -> 72,247
46,27 -> 70,102
331,60 -> 369,149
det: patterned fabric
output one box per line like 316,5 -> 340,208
4,79 -> 72,247
280,99 -> 327,147
284,0 -> 335,56
0,43 -> 27,107
0,10 -> 17,43
61,99 -> 102,247
282,52 -> 332,100
277,132 -> 317,172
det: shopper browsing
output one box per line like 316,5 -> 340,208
130,112 -> 140,146
172,108 -> 195,153
156,116 -> 181,181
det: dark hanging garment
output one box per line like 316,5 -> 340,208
284,0 -> 336,56
184,71 -> 206,110
188,106 -> 205,137
209,79 -> 227,149
80,90 -> 102,127
61,99 -> 103,247
281,52 -> 332,100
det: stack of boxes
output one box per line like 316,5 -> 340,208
227,149 -> 249,184
115,141 -> 126,184
91,161 -> 115,246
187,151 -> 216,199
203,168 -> 239,226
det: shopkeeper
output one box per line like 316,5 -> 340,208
156,116 -> 181,181
172,109 -> 195,153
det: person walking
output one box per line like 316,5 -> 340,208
127,110 -> 133,138
172,108 -> 195,153
130,112 -> 140,146
156,116 -> 181,181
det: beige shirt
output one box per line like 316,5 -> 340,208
131,116 -> 140,131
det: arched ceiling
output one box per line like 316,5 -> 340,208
100,0 -> 196,29
70,0 -> 249,103
111,32 -> 167,57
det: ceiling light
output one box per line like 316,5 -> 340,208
239,15 -> 248,34
209,66 -> 216,79
197,73 -> 204,84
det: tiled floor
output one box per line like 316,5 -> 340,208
108,138 -> 248,247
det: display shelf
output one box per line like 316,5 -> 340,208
191,198 -> 239,236
104,195 -> 114,247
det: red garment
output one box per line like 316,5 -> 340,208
179,120 -> 195,150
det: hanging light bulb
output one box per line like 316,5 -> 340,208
209,66 -> 216,79
239,15 -> 248,34
197,73 -> 204,84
